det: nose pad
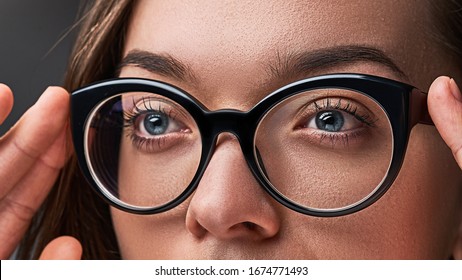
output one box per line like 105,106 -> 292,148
185,133 -> 281,241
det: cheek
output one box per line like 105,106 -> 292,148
110,209 -> 166,259
281,125 -> 462,259
111,204 -> 190,259
117,136 -> 201,207
363,125 -> 462,258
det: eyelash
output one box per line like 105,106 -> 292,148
299,98 -> 379,147
312,98 -> 377,127
122,97 -> 177,151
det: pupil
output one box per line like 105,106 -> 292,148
144,113 -> 168,135
315,111 -> 344,132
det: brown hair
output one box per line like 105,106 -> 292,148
17,0 -> 462,259
429,0 -> 462,64
18,0 -> 134,259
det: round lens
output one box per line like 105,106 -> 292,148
84,92 -> 202,209
254,88 -> 393,211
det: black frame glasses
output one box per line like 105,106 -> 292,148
71,73 -> 432,217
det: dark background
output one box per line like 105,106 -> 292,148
0,0 -> 80,135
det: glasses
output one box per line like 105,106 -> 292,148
71,73 -> 432,217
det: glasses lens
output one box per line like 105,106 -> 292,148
85,92 -> 202,209
255,88 -> 393,211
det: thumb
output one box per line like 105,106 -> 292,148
0,83 -> 14,125
39,236 -> 82,260
428,76 -> 462,169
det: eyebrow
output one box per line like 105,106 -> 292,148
117,45 -> 406,84
117,49 -> 198,83
267,45 -> 406,80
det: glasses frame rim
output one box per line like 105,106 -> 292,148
71,73 -> 432,217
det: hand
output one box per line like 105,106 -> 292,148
428,76 -> 462,170
0,84 -> 81,259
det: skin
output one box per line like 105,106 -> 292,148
0,0 -> 461,259
112,0 -> 462,259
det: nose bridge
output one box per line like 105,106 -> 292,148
204,109 -> 258,170
206,109 -> 251,140
185,113 -> 282,240
202,107 -> 275,187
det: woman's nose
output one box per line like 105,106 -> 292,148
185,134 -> 281,241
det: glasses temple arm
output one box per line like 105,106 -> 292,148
410,89 -> 433,126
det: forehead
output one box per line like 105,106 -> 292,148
127,0 -> 428,56
123,0 -> 433,106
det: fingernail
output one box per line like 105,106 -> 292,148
449,78 -> 462,103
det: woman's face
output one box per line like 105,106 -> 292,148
113,0 -> 462,259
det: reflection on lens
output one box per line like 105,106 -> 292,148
255,89 -> 393,211
85,92 -> 202,209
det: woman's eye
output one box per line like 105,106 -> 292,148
307,109 -> 363,132
139,112 -> 169,136
120,96 -> 197,154
135,111 -> 181,137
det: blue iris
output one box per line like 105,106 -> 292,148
315,111 -> 344,132
144,113 -> 169,135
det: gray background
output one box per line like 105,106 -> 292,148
0,0 -> 80,135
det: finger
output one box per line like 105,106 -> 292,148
428,76 -> 462,168
0,86 -> 69,199
0,87 -> 69,259
0,84 -> 14,125
39,236 -> 82,260
0,128 -> 67,259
